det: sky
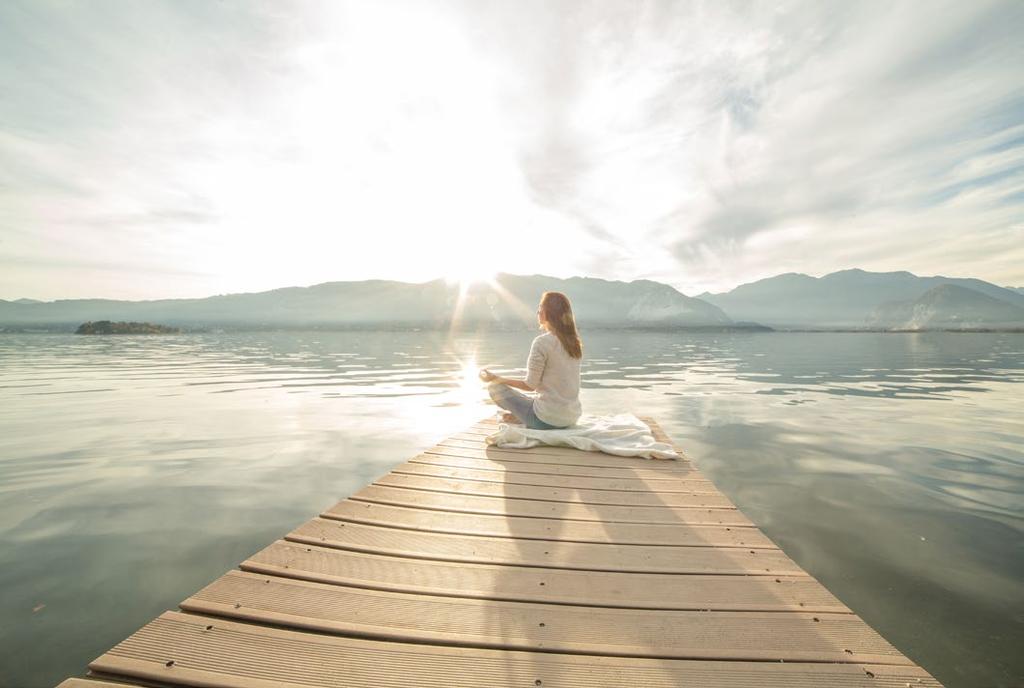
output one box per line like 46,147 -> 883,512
1,0 -> 1022,302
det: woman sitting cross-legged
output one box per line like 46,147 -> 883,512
479,291 -> 583,430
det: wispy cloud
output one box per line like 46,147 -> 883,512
459,0 -> 1024,293
1,0 -> 1021,300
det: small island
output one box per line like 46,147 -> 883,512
75,320 -> 181,335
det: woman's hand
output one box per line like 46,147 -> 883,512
479,368 -> 498,383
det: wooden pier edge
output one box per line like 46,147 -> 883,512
59,414 -> 943,687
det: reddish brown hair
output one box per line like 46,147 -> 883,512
540,291 -> 582,359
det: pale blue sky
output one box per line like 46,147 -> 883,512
1,0 -> 1022,300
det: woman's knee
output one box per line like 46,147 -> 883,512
487,381 -> 505,400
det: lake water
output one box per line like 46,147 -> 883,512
0,330 -> 1021,688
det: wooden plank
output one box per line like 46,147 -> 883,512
56,680 -> 149,688
351,484 -> 750,526
426,444 -> 690,470
364,474 -> 739,510
243,541 -> 835,610
182,570 -> 901,663
286,519 -> 809,577
410,452 -> 705,480
90,612 -> 942,688
320,500 -> 774,547
392,461 -> 718,492
378,473 -> 729,505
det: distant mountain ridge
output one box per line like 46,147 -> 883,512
699,268 -> 1024,329
0,273 -> 736,331
868,284 -> 1024,330
5,269 -> 1023,332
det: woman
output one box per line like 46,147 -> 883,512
480,291 -> 583,429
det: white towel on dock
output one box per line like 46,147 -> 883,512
486,413 -> 681,460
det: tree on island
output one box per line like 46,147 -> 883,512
75,320 -> 181,334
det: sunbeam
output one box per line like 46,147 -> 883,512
488,279 -> 539,323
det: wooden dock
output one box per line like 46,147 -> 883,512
59,416 -> 942,687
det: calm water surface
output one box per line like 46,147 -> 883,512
0,331 -> 1022,687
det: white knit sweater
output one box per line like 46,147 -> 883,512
524,331 -> 582,427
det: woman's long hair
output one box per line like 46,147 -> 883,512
540,291 -> 583,359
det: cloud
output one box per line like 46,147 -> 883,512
1,0 -> 1022,300
455,0 -> 1024,292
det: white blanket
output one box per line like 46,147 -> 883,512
486,413 -> 681,460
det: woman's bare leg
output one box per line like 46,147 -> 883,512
488,382 -> 529,424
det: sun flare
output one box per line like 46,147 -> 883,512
459,358 -> 479,385
454,357 -> 485,404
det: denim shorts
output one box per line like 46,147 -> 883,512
487,382 -> 561,430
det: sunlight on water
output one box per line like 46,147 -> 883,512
456,355 -> 484,405
0,330 -> 1021,687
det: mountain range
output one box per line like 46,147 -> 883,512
2,269 -> 1023,332
0,273 -> 734,331
866,283 -> 1024,330
698,269 -> 1024,329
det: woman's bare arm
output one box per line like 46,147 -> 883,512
480,369 -> 534,392
496,376 -> 534,391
